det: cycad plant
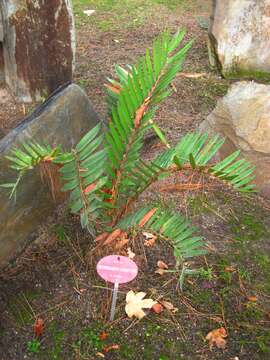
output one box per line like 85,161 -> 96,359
2,30 -> 256,286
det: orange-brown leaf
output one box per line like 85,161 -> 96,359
177,72 -> 207,79
206,327 -> 227,350
139,208 -> 157,227
103,344 -> 120,353
157,260 -> 169,270
155,268 -> 166,275
83,182 -> 96,194
115,237 -> 129,250
134,104 -> 147,128
103,229 -> 123,245
224,266 -> 236,273
95,232 -> 110,242
34,318 -> 44,337
96,352 -> 105,358
159,300 -> 178,313
152,303 -> 164,314
144,236 -> 157,247
99,331 -> 109,341
105,83 -> 121,95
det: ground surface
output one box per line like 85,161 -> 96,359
0,1 -> 270,359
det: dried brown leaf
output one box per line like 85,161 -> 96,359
115,237 -> 129,250
34,318 -> 44,337
157,260 -> 169,269
83,182 -> 97,194
159,300 -> 178,313
152,303 -> 164,314
103,229 -> 123,245
224,266 -> 236,273
139,208 -> 157,227
95,232 -> 109,242
105,83 -> 121,94
103,344 -> 120,353
99,331 -> 109,341
127,247 -> 136,259
134,104 -> 148,128
155,268 -> 166,275
144,237 -> 157,247
177,72 -> 207,78
96,352 -> 105,358
206,327 -> 227,350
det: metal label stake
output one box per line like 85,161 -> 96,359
110,282 -> 119,321
96,255 -> 138,322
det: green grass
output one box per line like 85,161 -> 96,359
8,290 -> 42,326
72,0 -> 211,30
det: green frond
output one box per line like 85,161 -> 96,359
173,131 -> 255,191
209,152 -> 256,192
118,206 -> 206,264
58,123 -> 108,234
155,132 -> 256,192
2,142 -> 60,199
105,30 -> 192,209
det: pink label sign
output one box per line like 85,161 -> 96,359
97,255 -> 138,284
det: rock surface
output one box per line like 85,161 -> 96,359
209,1 -> 270,80
201,81 -> 270,196
0,10 -> 4,83
0,0 -> 75,101
0,84 -> 100,267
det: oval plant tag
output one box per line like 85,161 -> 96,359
97,255 -> 138,284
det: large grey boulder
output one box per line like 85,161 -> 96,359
209,1 -> 270,80
0,84 -> 100,267
0,0 -> 75,101
201,81 -> 270,196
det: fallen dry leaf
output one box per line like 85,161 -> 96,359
155,260 -> 169,275
127,247 -> 136,259
114,236 -> 129,250
143,232 -> 155,239
224,266 -> 236,272
247,295 -> 257,302
206,327 -> 227,350
177,72 -> 207,78
83,9 -> 95,16
152,303 -> 164,314
96,352 -> 105,358
103,229 -> 123,245
99,331 -> 109,341
125,290 -> 157,319
34,318 -> 44,337
159,300 -> 178,313
157,260 -> 169,269
155,268 -> 166,275
103,344 -> 120,353
143,232 -> 157,247
95,232 -> 109,242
